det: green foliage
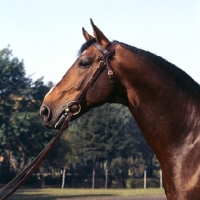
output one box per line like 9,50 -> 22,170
0,47 -> 56,181
0,48 -> 27,97
126,178 -> 160,188
110,157 -> 128,188
67,103 -> 139,161
63,103 -> 158,188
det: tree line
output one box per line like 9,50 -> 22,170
0,47 -> 161,188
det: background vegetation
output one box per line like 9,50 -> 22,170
0,47 -> 161,189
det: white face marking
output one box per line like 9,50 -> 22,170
45,85 -> 56,98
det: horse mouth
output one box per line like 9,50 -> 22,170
54,101 -> 82,129
41,109 -> 65,130
54,105 -> 80,130
54,112 -> 68,129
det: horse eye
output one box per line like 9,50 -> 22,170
78,60 -> 90,68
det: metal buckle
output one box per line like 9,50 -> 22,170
64,100 -> 81,115
99,60 -> 106,65
108,70 -> 113,75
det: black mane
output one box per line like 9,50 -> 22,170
77,39 -> 200,96
115,40 -> 200,96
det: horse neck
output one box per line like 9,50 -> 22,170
112,43 -> 200,199
113,44 -> 200,151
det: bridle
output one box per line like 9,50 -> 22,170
0,42 -> 115,200
55,42 -> 115,129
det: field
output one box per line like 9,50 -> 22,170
6,188 -> 166,200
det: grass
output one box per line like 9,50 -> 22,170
6,188 -> 165,200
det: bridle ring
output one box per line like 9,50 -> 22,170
65,100 -> 81,115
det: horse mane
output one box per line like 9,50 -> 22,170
115,40 -> 200,97
78,38 -> 96,55
77,39 -> 200,97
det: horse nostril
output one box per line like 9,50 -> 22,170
40,106 -> 48,115
40,105 -> 51,121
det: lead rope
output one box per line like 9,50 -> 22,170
0,113 -> 73,200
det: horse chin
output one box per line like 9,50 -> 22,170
52,112 -> 78,130
43,121 -> 57,130
42,112 -> 65,130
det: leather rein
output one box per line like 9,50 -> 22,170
0,42 -> 115,200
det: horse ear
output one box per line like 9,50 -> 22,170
90,19 -> 109,47
82,27 -> 95,41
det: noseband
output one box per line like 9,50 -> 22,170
55,42 -> 115,128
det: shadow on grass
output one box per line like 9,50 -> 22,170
8,193 -> 115,200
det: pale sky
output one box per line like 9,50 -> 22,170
0,0 -> 199,84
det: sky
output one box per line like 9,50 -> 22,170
0,0 -> 200,84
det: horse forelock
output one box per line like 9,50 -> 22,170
78,38 -> 96,56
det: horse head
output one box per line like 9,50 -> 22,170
40,19 -> 120,129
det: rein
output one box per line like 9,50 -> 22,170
0,42 -> 115,200
0,113 -> 72,200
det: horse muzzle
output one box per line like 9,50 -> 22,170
40,101 -> 81,130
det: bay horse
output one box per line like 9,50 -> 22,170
40,19 -> 200,200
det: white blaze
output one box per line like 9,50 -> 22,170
44,85 -> 56,98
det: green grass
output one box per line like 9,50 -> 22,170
6,188 -> 165,199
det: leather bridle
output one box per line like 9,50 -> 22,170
55,42 -> 115,128
0,42 -> 115,200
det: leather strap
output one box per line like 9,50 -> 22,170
92,43 -> 110,56
74,42 -> 115,105
0,113 -> 73,200
76,59 -> 107,104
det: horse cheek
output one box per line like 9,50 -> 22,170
86,81 -> 110,105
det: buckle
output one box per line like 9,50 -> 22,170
108,70 -> 113,76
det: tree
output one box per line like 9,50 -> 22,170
66,103 -> 141,188
110,157 -> 128,188
0,47 -> 55,182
